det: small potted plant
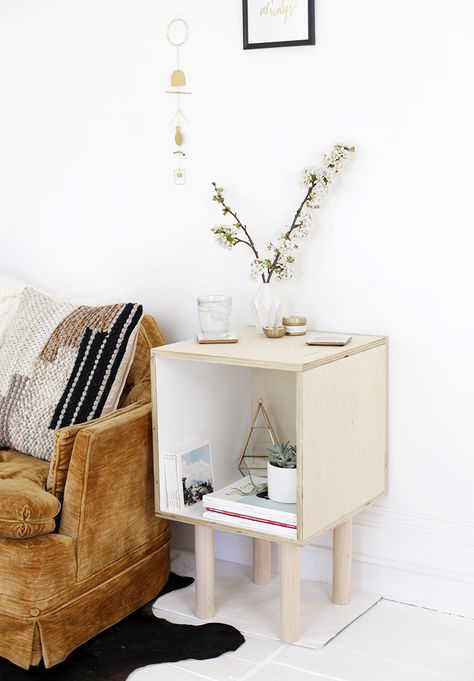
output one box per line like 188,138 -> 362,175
267,441 -> 297,504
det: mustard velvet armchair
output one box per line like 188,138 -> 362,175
0,316 -> 170,669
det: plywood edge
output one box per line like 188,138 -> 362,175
384,340 -> 389,495
152,348 -> 302,371
152,337 -> 387,372
150,354 -> 160,514
301,492 -> 386,545
296,373 -> 304,542
156,511 -> 301,544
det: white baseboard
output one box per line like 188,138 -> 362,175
173,503 -> 474,619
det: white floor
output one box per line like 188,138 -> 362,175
154,558 -> 380,649
128,553 -> 474,681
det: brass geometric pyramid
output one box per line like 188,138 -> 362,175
237,399 -> 278,477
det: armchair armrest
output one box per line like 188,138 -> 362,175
47,400 -> 149,499
58,402 -> 169,581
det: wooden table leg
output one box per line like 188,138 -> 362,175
195,525 -> 215,619
279,542 -> 300,643
332,518 -> 352,605
253,538 -> 272,585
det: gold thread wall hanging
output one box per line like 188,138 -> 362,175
166,18 -> 191,185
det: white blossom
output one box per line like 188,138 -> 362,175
294,221 -> 311,238
212,224 -> 239,250
250,259 -> 266,280
268,233 -> 299,255
273,256 -> 296,281
211,144 -> 355,283
278,239 -> 298,255
302,167 -> 317,186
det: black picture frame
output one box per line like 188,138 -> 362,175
243,0 -> 315,50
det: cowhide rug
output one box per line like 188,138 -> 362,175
0,573 -> 244,681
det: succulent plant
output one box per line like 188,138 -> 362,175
267,441 -> 296,469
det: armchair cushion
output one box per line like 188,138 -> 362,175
0,287 -> 143,461
0,450 -> 60,538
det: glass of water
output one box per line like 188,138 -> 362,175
197,295 -> 232,339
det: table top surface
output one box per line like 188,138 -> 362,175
152,326 -> 386,372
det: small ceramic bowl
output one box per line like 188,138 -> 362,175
263,326 -> 286,338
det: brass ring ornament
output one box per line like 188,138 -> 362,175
166,18 -> 189,47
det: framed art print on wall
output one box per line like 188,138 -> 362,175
243,0 -> 315,49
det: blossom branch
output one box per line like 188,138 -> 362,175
211,182 -> 265,283
266,183 -> 315,283
210,144 -> 355,284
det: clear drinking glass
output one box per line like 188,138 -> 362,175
197,295 -> 232,339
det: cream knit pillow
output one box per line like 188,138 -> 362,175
0,274 -> 26,348
0,287 -> 143,460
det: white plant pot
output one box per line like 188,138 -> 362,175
267,462 -> 297,504
252,283 -> 281,334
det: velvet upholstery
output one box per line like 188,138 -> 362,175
0,534 -> 76,601
46,400 -> 145,499
0,316 -> 170,669
0,450 -> 59,538
119,315 -> 166,407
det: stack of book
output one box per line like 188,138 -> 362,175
202,476 -> 297,539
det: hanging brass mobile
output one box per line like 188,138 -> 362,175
166,18 -> 191,185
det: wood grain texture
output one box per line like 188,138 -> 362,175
150,353 -> 161,515
280,542 -> 300,643
153,326 -> 386,372
253,538 -> 272,585
151,329 -> 388,644
301,345 -> 387,540
195,525 -> 215,619
157,505 -> 299,543
152,342 -> 387,544
332,519 -> 352,605
251,367 -> 296,446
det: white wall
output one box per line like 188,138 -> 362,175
1,0 -> 473,615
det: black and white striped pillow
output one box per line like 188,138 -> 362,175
0,287 -> 143,460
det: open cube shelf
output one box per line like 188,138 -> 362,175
151,326 -> 387,545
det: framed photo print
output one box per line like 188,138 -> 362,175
243,0 -> 315,50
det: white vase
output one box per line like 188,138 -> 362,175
267,462 -> 297,504
252,283 -> 281,334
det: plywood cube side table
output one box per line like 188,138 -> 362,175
151,326 -> 388,642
